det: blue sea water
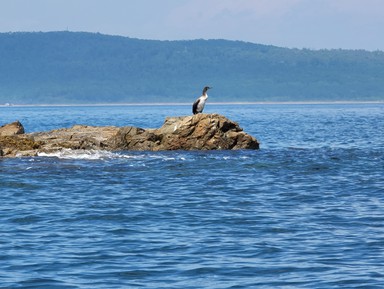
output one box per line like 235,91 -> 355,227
1,103 -> 384,288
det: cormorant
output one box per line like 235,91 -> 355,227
192,86 -> 211,114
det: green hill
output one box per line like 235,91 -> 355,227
1,31 -> 384,104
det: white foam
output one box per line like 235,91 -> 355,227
37,149 -> 127,160
36,149 -> 242,161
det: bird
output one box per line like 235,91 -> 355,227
192,86 -> 212,114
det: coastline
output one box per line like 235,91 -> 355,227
1,100 -> 383,107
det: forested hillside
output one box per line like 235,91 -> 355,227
1,31 -> 384,104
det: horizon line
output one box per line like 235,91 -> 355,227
1,101 -> 383,108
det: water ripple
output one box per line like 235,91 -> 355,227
1,104 -> 384,288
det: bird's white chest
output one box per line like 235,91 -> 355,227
197,95 -> 208,109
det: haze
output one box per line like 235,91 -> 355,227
1,0 -> 384,51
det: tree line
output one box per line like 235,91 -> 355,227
0,31 -> 383,104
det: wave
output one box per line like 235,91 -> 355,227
37,149 -> 133,160
36,149 -> 193,161
36,148 -> 254,162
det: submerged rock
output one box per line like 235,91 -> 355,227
0,114 -> 259,157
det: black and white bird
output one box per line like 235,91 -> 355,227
192,86 -> 212,114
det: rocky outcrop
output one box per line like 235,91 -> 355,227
0,121 -> 25,136
0,114 -> 259,157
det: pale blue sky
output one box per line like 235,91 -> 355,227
1,0 -> 383,50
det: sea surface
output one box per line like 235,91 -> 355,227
1,103 -> 383,288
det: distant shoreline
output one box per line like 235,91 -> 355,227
1,101 -> 383,107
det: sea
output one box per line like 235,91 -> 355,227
1,103 -> 383,289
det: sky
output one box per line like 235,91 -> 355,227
1,0 -> 384,51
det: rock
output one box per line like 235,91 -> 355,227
0,114 -> 259,157
0,135 -> 42,157
31,125 -> 121,152
0,121 -> 25,136
152,113 -> 258,150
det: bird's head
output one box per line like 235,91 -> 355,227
203,86 -> 212,94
